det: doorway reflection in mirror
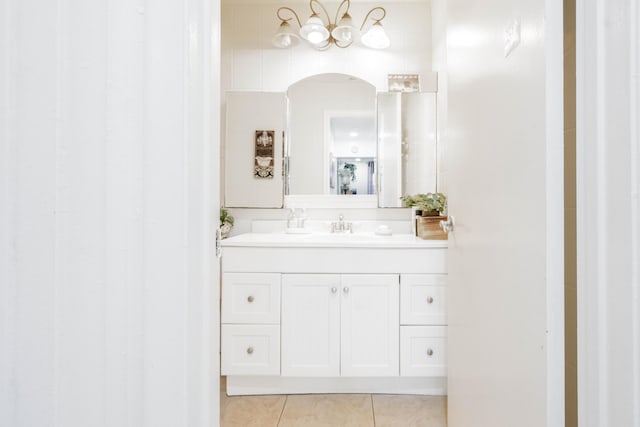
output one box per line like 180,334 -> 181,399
334,157 -> 375,195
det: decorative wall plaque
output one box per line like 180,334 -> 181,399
388,74 -> 420,93
254,130 -> 275,178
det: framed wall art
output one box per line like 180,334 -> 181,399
254,130 -> 275,179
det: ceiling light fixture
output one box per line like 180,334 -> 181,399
272,0 -> 389,50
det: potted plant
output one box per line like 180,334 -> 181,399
401,193 -> 448,240
342,163 -> 357,182
220,208 -> 234,239
339,163 -> 357,194
400,192 -> 447,216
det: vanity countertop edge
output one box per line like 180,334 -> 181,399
220,232 -> 448,249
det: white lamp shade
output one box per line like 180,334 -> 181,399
331,13 -> 357,43
300,15 -> 329,44
361,21 -> 390,49
272,21 -> 300,48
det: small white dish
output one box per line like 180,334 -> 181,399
375,225 -> 393,236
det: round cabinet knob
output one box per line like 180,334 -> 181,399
331,287 -> 338,294
426,296 -> 434,304
247,295 -> 255,303
426,348 -> 434,356
343,287 -> 349,294
246,347 -> 254,355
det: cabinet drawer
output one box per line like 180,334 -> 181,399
221,324 -> 280,376
400,326 -> 447,377
222,273 -> 280,324
400,274 -> 446,325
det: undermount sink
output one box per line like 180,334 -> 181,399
285,227 -> 313,234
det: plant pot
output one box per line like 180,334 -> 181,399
220,222 -> 233,239
421,209 -> 440,217
417,215 -> 448,240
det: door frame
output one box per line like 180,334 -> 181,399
576,0 -> 640,425
186,0 -> 220,424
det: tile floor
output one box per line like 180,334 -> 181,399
220,377 -> 447,427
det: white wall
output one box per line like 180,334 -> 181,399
0,1 -> 219,426
225,92 -> 286,207
577,0 -> 640,425
431,0 -> 448,193
221,1 -> 434,93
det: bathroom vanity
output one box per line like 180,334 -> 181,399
220,232 -> 448,396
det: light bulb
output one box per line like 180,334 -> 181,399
307,30 -> 324,44
331,13 -> 356,43
272,20 -> 300,48
361,21 -> 390,49
300,14 -> 329,44
280,35 -> 292,47
332,27 -> 352,42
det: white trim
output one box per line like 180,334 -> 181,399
0,0 -> 15,423
577,0 -> 640,425
630,0 -> 640,420
594,1 -> 610,423
576,1 -> 603,424
545,0 -> 566,425
210,3 -> 222,425
225,376 -> 447,396
185,0 -> 219,425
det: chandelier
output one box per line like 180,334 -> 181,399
272,0 -> 390,50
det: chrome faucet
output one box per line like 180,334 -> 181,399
330,214 -> 352,233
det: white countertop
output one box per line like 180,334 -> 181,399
220,232 -> 448,249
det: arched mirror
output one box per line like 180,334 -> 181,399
285,74 -> 378,206
284,73 -> 437,208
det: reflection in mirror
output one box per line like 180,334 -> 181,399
378,92 -> 437,207
329,113 -> 376,195
284,73 -> 438,208
286,74 -> 377,197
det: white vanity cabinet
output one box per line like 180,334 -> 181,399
281,274 -> 399,377
220,233 -> 448,396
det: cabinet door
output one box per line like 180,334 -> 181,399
281,274 -> 340,376
341,274 -> 399,376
